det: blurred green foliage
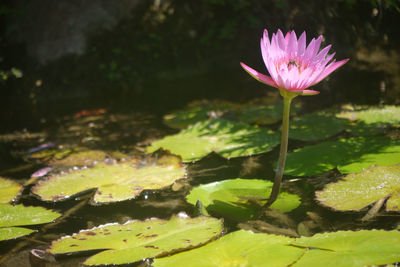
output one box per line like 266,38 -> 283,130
0,67 -> 22,82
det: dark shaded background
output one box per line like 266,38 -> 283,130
1,0 -> 400,132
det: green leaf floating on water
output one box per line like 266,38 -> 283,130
163,100 -> 301,129
291,230 -> 400,267
284,136 -> 400,176
163,108 -> 209,129
163,99 -> 238,129
147,119 -> 280,162
316,164 -> 400,211
238,102 -> 300,125
32,159 -> 186,203
337,105 -> 400,136
29,147 -> 109,167
48,215 -> 223,266
153,230 -> 304,267
154,229 -> 400,267
343,105 -> 400,124
0,177 -> 23,203
289,111 -> 348,141
186,178 -> 301,220
0,227 -> 36,241
0,204 -> 61,241
0,204 -> 61,228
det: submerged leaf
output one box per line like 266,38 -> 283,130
147,119 -> 280,162
291,230 -> 400,267
32,160 -> 186,203
153,230 -> 304,267
0,204 -> 61,241
48,215 -> 223,266
284,136 -> 400,176
186,178 -> 301,220
316,164 -> 400,211
0,177 -> 23,203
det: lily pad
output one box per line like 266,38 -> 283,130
186,178 -> 301,220
154,229 -> 400,267
29,147 -> 109,167
32,159 -> 187,203
163,99 -> 300,128
0,227 -> 36,241
153,230 -> 304,267
147,119 -> 280,162
337,105 -> 400,136
163,100 -> 238,129
289,111 -> 348,141
48,215 -> 223,266
0,204 -> 61,241
238,102 -> 300,125
163,108 -> 209,129
351,105 -> 400,124
284,136 -> 400,176
291,230 -> 400,267
316,164 -> 400,211
0,177 -> 23,203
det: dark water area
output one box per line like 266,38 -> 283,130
1,0 -> 400,266
1,0 -> 400,132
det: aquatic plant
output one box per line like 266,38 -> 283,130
241,29 -> 348,206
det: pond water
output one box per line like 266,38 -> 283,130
1,2 -> 400,263
1,61 -> 400,265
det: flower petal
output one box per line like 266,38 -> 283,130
262,29 -> 270,51
320,52 -> 336,67
303,38 -> 316,63
287,31 -> 298,58
297,31 -> 306,57
313,35 -> 323,57
261,50 -> 280,82
313,44 -> 331,63
241,29 -> 348,95
314,58 -> 349,84
276,29 -> 286,51
240,62 -> 278,88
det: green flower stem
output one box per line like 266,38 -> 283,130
265,92 -> 296,207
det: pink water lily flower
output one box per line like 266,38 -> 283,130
242,29 -> 349,210
241,29 -> 349,96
